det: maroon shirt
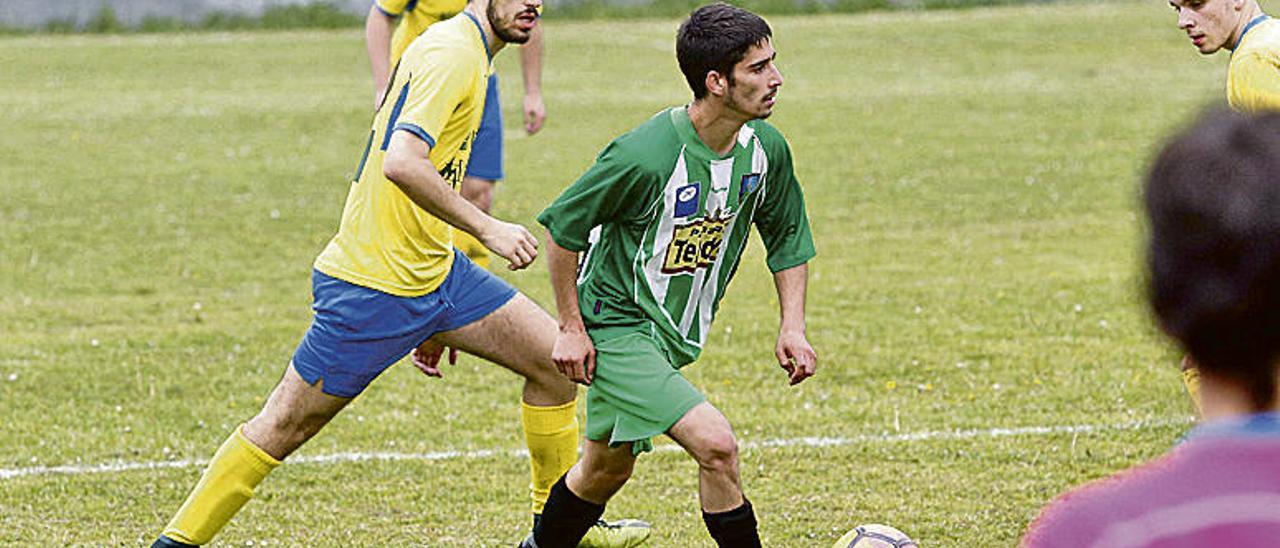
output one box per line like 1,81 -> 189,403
1024,414 -> 1280,547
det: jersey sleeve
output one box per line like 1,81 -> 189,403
1230,52 -> 1280,112
755,135 -> 816,273
390,49 -> 479,149
375,0 -> 410,17
538,142 -> 655,252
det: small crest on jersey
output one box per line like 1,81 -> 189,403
739,173 -> 762,196
674,183 -> 700,217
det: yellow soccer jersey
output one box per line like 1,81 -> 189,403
314,12 -> 492,296
1229,16 -> 1280,112
376,0 -> 467,67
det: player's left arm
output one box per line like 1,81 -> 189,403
519,24 -> 546,135
753,129 -> 818,385
773,262 -> 816,386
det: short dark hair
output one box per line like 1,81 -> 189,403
676,3 -> 772,100
1146,109 -> 1280,410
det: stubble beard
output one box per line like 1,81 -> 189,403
725,83 -> 772,121
488,2 -> 533,44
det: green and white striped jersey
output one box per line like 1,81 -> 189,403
538,106 -> 815,367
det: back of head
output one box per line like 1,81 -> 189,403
1146,109 -> 1280,410
676,3 -> 772,99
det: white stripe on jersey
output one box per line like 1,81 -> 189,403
678,157 -> 734,338
641,148 -> 689,314
693,139 -> 770,344
737,124 -> 756,148
578,225 -> 602,284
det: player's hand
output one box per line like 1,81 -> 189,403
552,328 -> 596,385
523,92 -> 546,135
412,339 -> 457,378
480,220 -> 539,270
775,330 -> 817,386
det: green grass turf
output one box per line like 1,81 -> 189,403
0,0 -> 1249,544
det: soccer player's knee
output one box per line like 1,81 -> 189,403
525,371 -> 576,401
692,431 -> 739,472
461,177 -> 495,210
249,409 -> 323,451
583,460 -> 633,491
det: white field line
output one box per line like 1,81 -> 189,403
0,417 -> 1193,481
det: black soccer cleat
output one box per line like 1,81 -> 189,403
151,535 -> 198,548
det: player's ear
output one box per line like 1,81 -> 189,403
705,70 -> 728,98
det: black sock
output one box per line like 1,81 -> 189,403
703,499 -> 761,548
533,475 -> 606,548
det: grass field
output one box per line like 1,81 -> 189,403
0,1 -> 1248,545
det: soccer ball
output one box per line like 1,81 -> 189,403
833,524 -> 918,548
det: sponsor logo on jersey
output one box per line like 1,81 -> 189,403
662,212 -> 729,274
674,183 -> 700,217
739,173 -> 761,196
438,131 -> 476,188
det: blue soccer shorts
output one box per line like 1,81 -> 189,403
291,250 -> 516,397
465,73 -> 504,181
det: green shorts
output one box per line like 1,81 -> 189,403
586,330 -> 706,456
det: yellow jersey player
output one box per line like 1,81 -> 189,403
1170,0 -> 1280,413
148,0 -> 647,546
1172,0 -> 1280,111
365,0 -> 547,270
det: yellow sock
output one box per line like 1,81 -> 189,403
455,231 -> 491,270
1182,367 -> 1203,416
162,425 -> 280,544
521,400 -> 579,515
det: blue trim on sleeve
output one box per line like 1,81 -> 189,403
1236,14 -> 1271,50
462,11 -> 491,60
405,0 -> 419,12
393,123 -> 436,148
374,3 -> 399,17
380,81 -> 411,151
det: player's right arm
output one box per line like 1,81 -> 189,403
383,131 -> 539,269
365,3 -> 399,106
546,235 -> 595,385
538,141 -> 653,384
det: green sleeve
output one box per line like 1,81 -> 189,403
538,141 -> 654,251
754,134 -> 816,273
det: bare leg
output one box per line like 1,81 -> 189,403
460,176 -> 495,212
429,292 -> 575,405
565,439 -> 637,504
243,363 -> 352,460
154,364 -> 351,546
667,402 -> 744,513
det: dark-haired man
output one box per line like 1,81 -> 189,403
148,0 -> 646,545
1023,109 -> 1280,546
525,4 -> 818,547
